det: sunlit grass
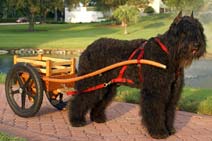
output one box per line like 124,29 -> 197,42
0,73 -> 6,83
115,86 -> 212,115
0,14 -> 173,50
0,132 -> 26,141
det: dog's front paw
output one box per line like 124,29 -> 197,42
168,127 -> 176,135
148,128 -> 169,139
90,113 -> 107,123
70,119 -> 87,127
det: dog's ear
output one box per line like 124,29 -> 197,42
191,11 -> 194,18
174,11 -> 182,24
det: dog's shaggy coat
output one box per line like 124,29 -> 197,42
68,12 -> 206,139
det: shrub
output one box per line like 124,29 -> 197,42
144,6 -> 155,14
0,18 -> 17,23
116,87 -> 212,115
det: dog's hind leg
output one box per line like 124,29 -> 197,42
90,85 -> 117,123
165,71 -> 184,135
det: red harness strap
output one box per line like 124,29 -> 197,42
67,38 -> 168,96
154,38 -> 169,55
116,42 -> 146,82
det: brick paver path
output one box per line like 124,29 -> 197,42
0,85 -> 212,141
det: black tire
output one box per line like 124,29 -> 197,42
5,63 -> 43,117
46,92 -> 67,110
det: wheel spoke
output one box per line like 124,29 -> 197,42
21,93 -> 26,109
26,91 -> 35,98
11,89 -> 19,95
16,72 -> 24,87
23,76 -> 32,89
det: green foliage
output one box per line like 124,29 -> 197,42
94,0 -> 148,11
198,97 -> 212,115
113,5 -> 140,23
116,87 -> 212,115
144,6 -> 155,14
116,86 -> 140,103
163,0 -> 205,11
0,132 -> 26,141
178,88 -> 212,115
0,73 -> 6,83
127,0 -> 148,8
94,0 -> 127,10
0,18 -> 17,23
113,5 -> 140,34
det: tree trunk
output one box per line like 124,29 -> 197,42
44,11 -> 47,23
121,21 -> 125,27
54,7 -> 58,22
123,21 -> 128,34
40,10 -> 47,24
40,13 -> 44,24
28,14 -> 35,32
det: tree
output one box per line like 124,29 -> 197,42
0,0 -> 17,19
127,0 -> 149,9
80,0 -> 91,7
113,5 -> 140,34
40,0 -> 67,23
163,0 -> 204,11
94,0 -> 127,10
11,0 -> 40,32
65,0 -> 92,8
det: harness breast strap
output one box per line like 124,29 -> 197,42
67,38 -> 169,96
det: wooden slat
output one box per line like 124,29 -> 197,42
14,55 -> 76,77
52,61 -> 71,66
51,67 -> 71,74
42,57 -> 69,62
70,58 -> 76,74
46,60 -> 52,77
52,66 -> 67,69
38,54 -> 43,60
14,55 -> 18,64
37,68 -> 47,74
20,56 -> 40,60
16,58 -> 46,66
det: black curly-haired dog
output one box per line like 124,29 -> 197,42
68,12 -> 206,139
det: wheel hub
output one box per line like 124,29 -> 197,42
19,88 -> 23,94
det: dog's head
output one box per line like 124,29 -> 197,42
168,11 -> 206,67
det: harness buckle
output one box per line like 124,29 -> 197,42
104,81 -> 112,87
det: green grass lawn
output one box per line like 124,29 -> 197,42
0,73 -> 6,83
0,132 -> 26,141
0,14 -> 211,52
0,14 -> 172,49
116,86 -> 212,115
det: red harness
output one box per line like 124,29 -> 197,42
67,38 -> 168,96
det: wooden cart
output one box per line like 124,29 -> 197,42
5,55 -> 166,117
5,55 -> 76,117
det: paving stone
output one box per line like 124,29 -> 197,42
0,85 -> 212,141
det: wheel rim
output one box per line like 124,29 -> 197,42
46,92 -> 67,110
8,70 -> 38,111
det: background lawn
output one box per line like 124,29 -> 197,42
116,86 -> 212,115
0,132 -> 26,141
0,14 -> 211,53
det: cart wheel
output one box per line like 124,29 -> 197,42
5,63 -> 43,117
46,92 -> 67,110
